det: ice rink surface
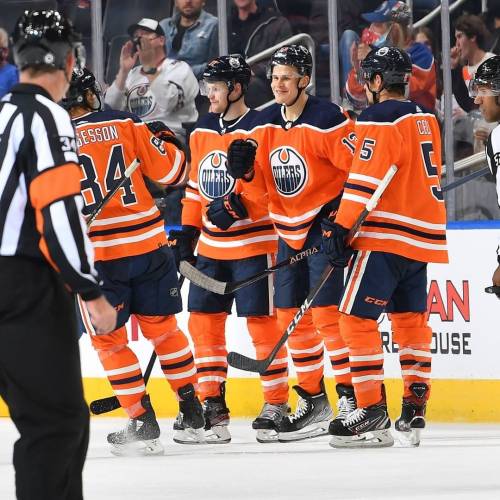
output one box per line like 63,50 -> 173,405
1,418 -> 500,500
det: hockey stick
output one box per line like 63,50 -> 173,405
227,164 -> 399,374
180,165 -> 491,296
180,246 -> 320,295
441,166 -> 490,192
89,275 -> 185,415
485,285 -> 500,295
87,158 -> 140,227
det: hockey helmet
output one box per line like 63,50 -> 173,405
469,55 -> 500,97
361,46 -> 412,86
61,67 -> 102,111
12,10 -> 84,71
200,54 -> 251,95
267,44 -> 313,79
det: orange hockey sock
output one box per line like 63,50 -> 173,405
188,312 -> 228,400
247,315 -> 289,404
339,314 -> 384,408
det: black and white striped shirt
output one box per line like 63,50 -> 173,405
486,123 -> 500,262
0,83 -> 101,300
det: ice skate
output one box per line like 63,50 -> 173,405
107,395 -> 164,456
252,402 -> 290,443
203,382 -> 231,444
329,401 -> 394,449
395,383 -> 428,447
277,381 -> 333,442
173,383 -> 206,444
331,384 -> 356,424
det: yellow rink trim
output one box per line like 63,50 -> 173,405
1,378 -> 500,421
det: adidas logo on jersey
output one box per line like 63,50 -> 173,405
269,146 -> 308,197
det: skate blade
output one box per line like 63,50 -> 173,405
205,425 -> 231,444
395,428 -> 421,448
329,429 -> 394,449
256,429 -> 278,443
110,438 -> 164,456
278,420 -> 330,442
173,427 -> 206,445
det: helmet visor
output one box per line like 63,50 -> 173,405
199,79 -> 230,97
469,77 -> 500,98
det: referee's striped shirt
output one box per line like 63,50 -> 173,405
0,83 -> 101,300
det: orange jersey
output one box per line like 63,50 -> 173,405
241,96 -> 355,250
335,99 -> 448,263
73,110 -> 186,261
182,110 -> 277,260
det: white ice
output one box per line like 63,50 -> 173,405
1,418 -> 499,500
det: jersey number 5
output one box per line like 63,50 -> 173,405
420,142 -> 443,201
80,144 -> 137,213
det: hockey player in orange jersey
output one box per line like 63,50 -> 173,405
323,47 -> 448,448
63,68 -> 205,454
218,45 -> 357,441
168,55 -> 289,443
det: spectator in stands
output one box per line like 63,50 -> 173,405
485,1 -> 500,55
105,18 -> 198,143
450,14 -> 494,158
160,0 -> 218,79
229,0 -> 292,107
345,1 -> 436,112
0,28 -> 18,99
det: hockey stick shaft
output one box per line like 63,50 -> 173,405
87,159 -> 140,227
89,276 -> 185,415
227,164 -> 399,374
180,245 -> 320,295
442,166 -> 490,193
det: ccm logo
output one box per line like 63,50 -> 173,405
364,296 -> 388,306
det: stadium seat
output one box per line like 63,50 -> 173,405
104,34 -> 128,85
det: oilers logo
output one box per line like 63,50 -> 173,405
270,146 -> 308,197
126,83 -> 155,118
198,150 -> 235,200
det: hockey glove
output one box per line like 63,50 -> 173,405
167,225 -> 200,269
321,219 -> 354,268
147,120 -> 186,154
226,139 -> 257,180
206,193 -> 248,230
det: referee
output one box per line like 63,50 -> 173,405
0,10 -> 116,500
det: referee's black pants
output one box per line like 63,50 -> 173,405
0,257 -> 89,500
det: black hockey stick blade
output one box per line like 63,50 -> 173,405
179,245 -> 320,295
485,285 -> 500,294
227,164 -> 398,374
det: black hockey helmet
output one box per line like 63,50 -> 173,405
469,55 -> 500,97
12,10 -> 84,71
200,54 -> 251,95
61,67 -> 102,111
267,44 -> 313,79
361,46 -> 412,86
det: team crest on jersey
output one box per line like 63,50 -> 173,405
269,146 -> 308,197
127,83 -> 156,117
198,150 -> 235,200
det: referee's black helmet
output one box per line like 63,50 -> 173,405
12,10 -> 84,71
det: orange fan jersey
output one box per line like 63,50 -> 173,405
182,109 -> 277,260
335,99 -> 448,263
73,110 -> 186,261
241,95 -> 355,250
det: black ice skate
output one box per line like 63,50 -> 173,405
173,383 -> 206,444
252,402 -> 290,443
329,399 -> 394,449
331,384 -> 356,425
277,381 -> 333,442
395,383 -> 429,447
203,382 -> 231,444
107,394 -> 163,456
